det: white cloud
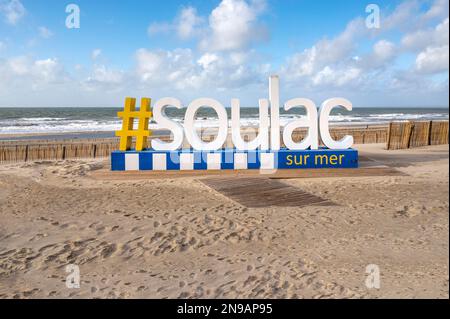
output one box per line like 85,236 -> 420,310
142,0 -> 270,97
357,40 -> 398,69
135,48 -> 196,89
424,0 -> 449,21
401,17 -> 449,75
147,22 -> 172,36
142,0 -> 449,101
7,55 -> 28,75
312,66 -> 362,87
382,0 -> 449,34
197,53 -> 219,69
192,50 -> 264,89
91,49 -> 102,60
0,0 -> 448,107
32,58 -> 65,84
383,1 -> 420,31
0,56 -> 67,93
87,65 -> 123,84
200,0 -> 267,51
281,0 -> 449,100
148,0 -> 267,51
148,6 -> 203,40
373,40 -> 396,61
0,0 -> 25,25
38,26 -> 53,39
415,45 -> 449,74
82,65 -> 124,91
134,47 -> 267,93
281,17 -> 367,81
402,18 -> 449,51
177,7 -> 203,40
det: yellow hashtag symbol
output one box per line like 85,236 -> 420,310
116,97 -> 152,151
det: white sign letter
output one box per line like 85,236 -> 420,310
231,98 -> 269,150
269,75 -> 280,151
282,98 -> 318,150
184,98 -> 228,151
151,98 -> 184,151
319,98 -> 354,149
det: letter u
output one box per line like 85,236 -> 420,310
231,99 -> 269,151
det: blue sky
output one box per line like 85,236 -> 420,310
0,0 -> 448,107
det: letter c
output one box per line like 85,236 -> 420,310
319,98 -> 354,149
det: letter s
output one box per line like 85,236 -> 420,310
151,98 -> 184,151
286,155 -> 293,165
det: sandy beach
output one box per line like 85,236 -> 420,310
0,143 -> 448,299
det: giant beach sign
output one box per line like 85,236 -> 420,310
111,76 -> 358,171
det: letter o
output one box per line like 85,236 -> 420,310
184,98 -> 228,151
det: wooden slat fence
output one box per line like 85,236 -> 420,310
0,123 -> 408,163
386,121 -> 448,150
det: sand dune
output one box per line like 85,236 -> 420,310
0,144 -> 448,298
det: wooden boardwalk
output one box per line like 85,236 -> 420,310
90,153 -> 407,208
200,177 -> 335,208
92,166 -> 407,180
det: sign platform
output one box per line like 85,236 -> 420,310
111,148 -> 358,171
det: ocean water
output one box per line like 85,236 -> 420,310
0,107 -> 448,135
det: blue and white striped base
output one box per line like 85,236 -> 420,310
111,148 -> 358,171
